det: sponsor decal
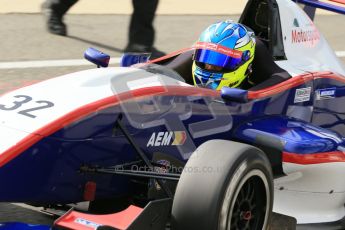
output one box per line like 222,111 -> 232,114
228,81 -> 239,87
316,88 -> 336,100
193,42 -> 242,59
294,87 -> 311,103
75,218 -> 101,229
291,29 -> 320,45
147,131 -> 187,147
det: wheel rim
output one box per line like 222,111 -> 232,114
219,163 -> 271,230
230,175 -> 267,229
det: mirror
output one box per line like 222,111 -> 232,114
84,47 -> 110,68
221,86 -> 248,103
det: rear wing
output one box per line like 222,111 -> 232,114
293,0 -> 345,17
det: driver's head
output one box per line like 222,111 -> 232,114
192,20 -> 256,90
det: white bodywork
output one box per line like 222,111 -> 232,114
0,68 -> 124,158
0,67 -> 189,161
272,0 -> 345,224
0,68 -> 124,127
274,163 -> 345,223
276,0 -> 345,76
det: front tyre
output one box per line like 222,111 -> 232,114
171,140 -> 273,230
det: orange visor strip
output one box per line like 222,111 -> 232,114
193,42 -> 243,59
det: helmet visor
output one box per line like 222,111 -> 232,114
193,42 -> 243,71
194,49 -> 243,71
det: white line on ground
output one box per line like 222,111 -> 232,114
336,51 -> 345,57
0,58 -> 122,69
0,52 -> 344,69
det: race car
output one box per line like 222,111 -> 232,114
0,0 -> 344,229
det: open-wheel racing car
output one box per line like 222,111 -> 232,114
0,0 -> 345,229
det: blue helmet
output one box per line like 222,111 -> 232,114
192,20 -> 256,90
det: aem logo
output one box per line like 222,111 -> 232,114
147,131 -> 187,147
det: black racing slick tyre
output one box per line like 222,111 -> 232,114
171,140 -> 273,230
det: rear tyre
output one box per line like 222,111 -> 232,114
171,140 -> 273,230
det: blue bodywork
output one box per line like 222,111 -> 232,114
294,0 -> 345,15
0,223 -> 50,230
0,69 -> 345,204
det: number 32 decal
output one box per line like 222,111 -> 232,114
0,95 -> 54,118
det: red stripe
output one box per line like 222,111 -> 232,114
248,73 -> 313,99
248,71 -> 345,99
283,151 -> 345,164
1,71 -> 344,167
0,86 -> 217,167
0,96 -> 117,168
313,71 -> 345,82
328,0 -> 345,5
